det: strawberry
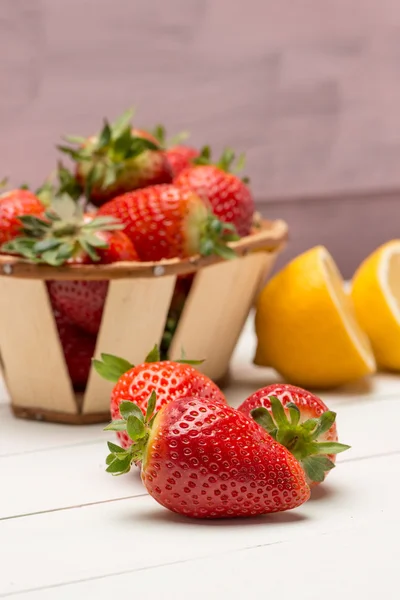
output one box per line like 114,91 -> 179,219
238,384 -> 350,484
104,395 -> 310,518
174,148 -> 255,237
98,184 -> 238,261
47,280 -> 108,336
3,195 -> 139,335
58,108 -> 172,206
93,346 -> 227,449
166,146 -> 200,178
151,125 -> 199,177
53,309 -> 96,389
0,189 -> 44,246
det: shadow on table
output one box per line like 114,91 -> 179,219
309,483 -> 338,502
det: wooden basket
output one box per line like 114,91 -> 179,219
0,219 -> 288,424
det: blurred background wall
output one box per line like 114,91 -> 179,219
1,0 -> 399,277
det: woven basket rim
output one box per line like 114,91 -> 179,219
0,219 -> 288,280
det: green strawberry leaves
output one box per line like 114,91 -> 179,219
193,146 -> 249,182
302,456 -> 336,483
152,124 -> 190,149
111,107 -> 136,139
144,345 -> 161,363
104,391 -> 158,476
200,215 -> 239,261
93,347 -> 205,383
145,391 -> 157,422
92,354 -> 134,382
251,396 -> 350,483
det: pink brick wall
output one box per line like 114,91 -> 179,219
1,0 -> 399,275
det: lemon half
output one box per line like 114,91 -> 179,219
255,246 -> 376,388
351,240 -> 400,371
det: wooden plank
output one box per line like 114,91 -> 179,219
83,276 -> 176,414
169,252 -> 273,381
8,520 -> 394,600
0,404 -> 104,457
0,278 -> 77,414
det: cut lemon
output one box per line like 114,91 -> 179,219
255,246 -> 376,389
351,240 -> 400,370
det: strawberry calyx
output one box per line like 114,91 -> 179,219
193,146 -> 249,183
104,392 -> 158,475
36,163 -> 84,206
92,345 -> 204,383
151,124 -> 190,149
58,108 -> 161,199
2,194 -> 123,266
251,396 -> 350,483
199,214 -> 239,260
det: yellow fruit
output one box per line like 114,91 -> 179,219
255,246 -> 376,389
351,240 -> 400,371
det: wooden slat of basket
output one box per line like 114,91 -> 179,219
169,252 -> 275,381
0,278 -> 77,414
82,275 -> 176,414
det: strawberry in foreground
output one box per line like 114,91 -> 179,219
93,346 -> 226,449
105,395 -> 310,518
152,125 -> 199,178
0,189 -> 44,245
53,309 -> 96,389
238,384 -> 350,484
174,148 -> 255,237
3,194 -> 139,335
98,184 -> 239,261
58,108 -> 172,206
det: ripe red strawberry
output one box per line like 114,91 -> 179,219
98,184 -> 238,261
104,396 -> 310,518
47,280 -> 108,335
174,149 -> 255,237
166,146 -> 199,178
90,227 -> 139,264
0,189 -> 44,246
53,309 -> 96,389
93,347 -> 227,449
58,108 -> 172,206
238,384 -> 350,484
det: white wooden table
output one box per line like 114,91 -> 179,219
0,317 -> 398,599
